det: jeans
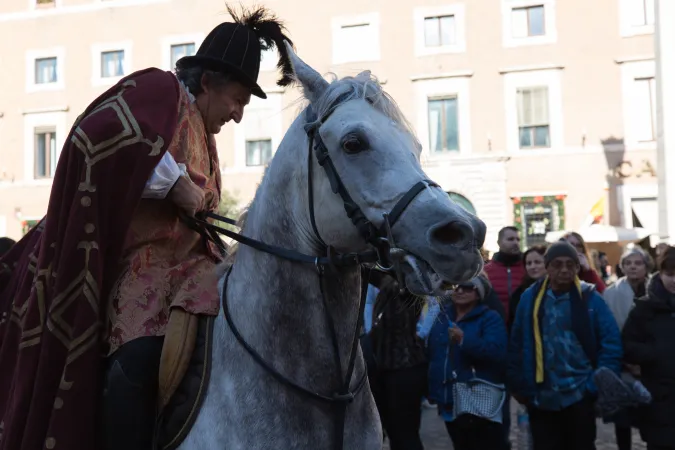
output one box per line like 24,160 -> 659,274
100,336 -> 164,450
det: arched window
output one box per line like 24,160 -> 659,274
447,192 -> 476,215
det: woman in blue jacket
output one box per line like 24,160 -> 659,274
427,276 -> 509,450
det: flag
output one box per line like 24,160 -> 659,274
580,195 -> 606,228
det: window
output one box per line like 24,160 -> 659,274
502,0 -> 556,47
245,139 -> 272,166
424,15 -> 456,47
34,128 -> 57,179
35,57 -> 57,84
634,77 -> 657,142
232,94 -> 282,171
630,0 -> 655,27
516,87 -> 550,149
620,0 -> 655,36
428,97 -> 459,152
170,43 -> 195,69
26,48 -> 64,92
101,50 -> 125,78
332,13 -> 380,64
415,5 -> 466,55
511,5 -> 545,37
619,60 -> 656,148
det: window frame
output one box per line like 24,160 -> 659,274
414,4 -> 466,56
331,13 -> 381,65
25,47 -> 65,93
23,111 -> 67,183
619,0 -> 655,37
619,59 -> 657,150
427,95 -> 461,153
413,75 -> 472,160
501,0 -> 557,48
516,86 -> 551,150
245,139 -> 273,167
229,92 -> 284,174
91,41 -> 133,86
33,127 -> 57,179
160,33 -> 205,71
503,68 -> 563,153
30,0 -> 61,9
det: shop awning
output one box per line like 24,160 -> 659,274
631,197 -> 658,233
545,225 -> 652,244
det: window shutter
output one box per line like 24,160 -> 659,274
517,87 -> 549,126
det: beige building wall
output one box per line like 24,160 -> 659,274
0,0 -> 658,251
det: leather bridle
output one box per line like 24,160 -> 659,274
187,94 -> 440,450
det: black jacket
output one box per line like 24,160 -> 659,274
622,275 -> 675,446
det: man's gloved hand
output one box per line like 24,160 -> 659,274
168,176 -> 205,217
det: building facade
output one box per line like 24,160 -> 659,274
0,0 -> 658,251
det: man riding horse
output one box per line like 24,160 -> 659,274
0,6 -> 292,450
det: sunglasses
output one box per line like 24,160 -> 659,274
455,284 -> 477,294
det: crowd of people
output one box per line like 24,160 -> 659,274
363,226 -> 675,450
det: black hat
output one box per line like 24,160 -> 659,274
544,241 -> 580,267
176,5 -> 294,99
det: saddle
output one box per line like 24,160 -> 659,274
155,309 -> 215,450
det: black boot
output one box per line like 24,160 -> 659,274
101,336 -> 164,450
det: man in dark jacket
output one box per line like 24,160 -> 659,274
623,246 -> 675,450
484,226 -> 526,322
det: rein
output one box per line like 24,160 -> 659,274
183,95 -> 438,450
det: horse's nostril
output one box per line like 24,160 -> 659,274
431,221 -> 472,248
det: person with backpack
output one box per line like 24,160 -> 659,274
507,241 -> 622,450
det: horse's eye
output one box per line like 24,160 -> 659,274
343,137 -> 364,154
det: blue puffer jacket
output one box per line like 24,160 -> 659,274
427,302 -> 508,407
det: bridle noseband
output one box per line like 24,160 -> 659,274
187,93 -> 439,450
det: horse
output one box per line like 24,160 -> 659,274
177,42 -> 487,450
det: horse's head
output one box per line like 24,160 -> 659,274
280,43 -> 486,295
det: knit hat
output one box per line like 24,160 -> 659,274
545,241 -> 580,267
457,277 -> 486,301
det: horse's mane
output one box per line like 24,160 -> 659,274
309,72 -> 421,148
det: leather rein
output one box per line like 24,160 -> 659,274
184,95 -> 439,450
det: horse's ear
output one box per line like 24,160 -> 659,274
284,41 -> 328,104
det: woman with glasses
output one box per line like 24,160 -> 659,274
427,276 -> 508,450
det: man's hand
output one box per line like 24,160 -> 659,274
448,325 -> 464,345
168,176 -> 205,217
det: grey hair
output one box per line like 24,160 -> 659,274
308,72 -> 421,151
175,66 -> 232,96
620,247 -> 654,272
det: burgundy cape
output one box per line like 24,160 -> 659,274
0,68 -> 180,450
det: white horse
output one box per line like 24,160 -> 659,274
178,43 -> 486,450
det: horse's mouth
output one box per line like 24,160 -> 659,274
398,252 -> 477,296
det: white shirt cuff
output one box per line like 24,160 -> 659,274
142,152 -> 187,199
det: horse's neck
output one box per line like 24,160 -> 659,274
225,197 -> 362,386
